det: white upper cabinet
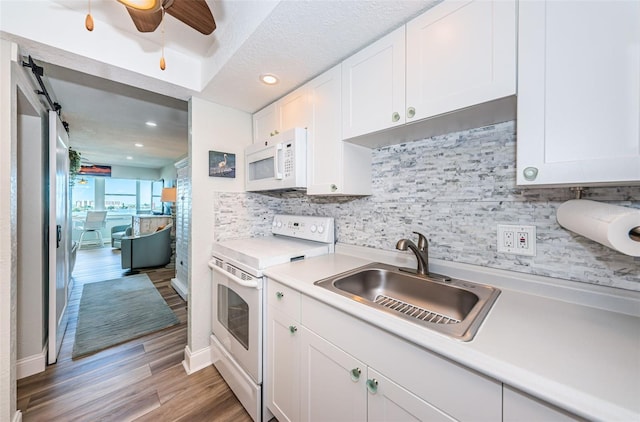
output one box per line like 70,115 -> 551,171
253,102 -> 280,143
342,26 -> 406,140
307,64 -> 372,196
280,88 -> 310,133
341,0 -> 516,144
405,0 -> 516,122
517,0 -> 640,186
252,87 -> 310,144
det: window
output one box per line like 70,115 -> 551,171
71,177 -> 156,219
105,178 -> 137,215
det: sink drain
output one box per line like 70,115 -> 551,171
374,294 -> 460,324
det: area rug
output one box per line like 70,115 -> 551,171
72,273 -> 179,359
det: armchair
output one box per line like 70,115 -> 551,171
111,224 -> 132,249
120,224 -> 172,271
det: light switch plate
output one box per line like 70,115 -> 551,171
497,224 -> 536,256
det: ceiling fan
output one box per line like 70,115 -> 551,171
85,0 -> 216,70
116,0 -> 216,35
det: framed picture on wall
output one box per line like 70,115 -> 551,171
209,151 -> 236,178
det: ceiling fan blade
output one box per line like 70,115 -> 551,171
126,7 -> 163,32
166,0 -> 216,35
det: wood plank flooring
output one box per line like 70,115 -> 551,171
17,246 -> 252,422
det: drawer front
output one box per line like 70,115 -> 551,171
267,278 -> 301,320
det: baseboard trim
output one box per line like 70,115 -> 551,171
181,345 -> 211,375
170,277 -> 188,301
12,410 -> 22,422
16,343 -> 47,379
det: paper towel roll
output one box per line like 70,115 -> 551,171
557,200 -> 640,257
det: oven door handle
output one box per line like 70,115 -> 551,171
208,260 -> 259,289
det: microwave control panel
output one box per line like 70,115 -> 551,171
283,143 -> 294,179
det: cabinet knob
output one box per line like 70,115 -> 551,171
289,325 -> 298,334
350,368 -> 362,382
274,130 -> 279,135
523,167 -> 539,181
276,291 -> 284,300
391,112 -> 400,122
407,107 -> 416,119
366,378 -> 378,394
330,184 -> 338,192
269,132 -> 274,137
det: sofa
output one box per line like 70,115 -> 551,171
111,224 -> 132,249
120,224 -> 172,271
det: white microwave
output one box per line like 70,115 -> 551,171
245,127 -> 307,192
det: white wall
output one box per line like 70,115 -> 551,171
159,161 -> 179,186
188,97 -> 251,356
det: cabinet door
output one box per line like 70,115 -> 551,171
406,0 -> 516,122
300,327 -> 367,422
266,306 -> 300,422
517,0 -> 640,186
367,368 -> 456,422
306,64 -> 343,195
342,25 -> 406,140
503,386 -> 583,422
280,87 -> 310,132
253,102 -> 280,143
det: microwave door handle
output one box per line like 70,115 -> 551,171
209,261 -> 259,289
274,143 -> 284,180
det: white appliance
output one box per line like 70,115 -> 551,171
245,127 -> 307,192
209,214 -> 335,421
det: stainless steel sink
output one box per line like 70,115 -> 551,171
314,263 -> 500,341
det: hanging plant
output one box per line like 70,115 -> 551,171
69,148 -> 81,187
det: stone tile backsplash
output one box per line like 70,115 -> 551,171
213,121 -> 640,291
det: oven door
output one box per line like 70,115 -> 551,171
209,258 -> 263,384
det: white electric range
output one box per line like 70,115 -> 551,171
208,214 -> 335,421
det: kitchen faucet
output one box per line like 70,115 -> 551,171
396,232 -> 429,276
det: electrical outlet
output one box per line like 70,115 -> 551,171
497,224 -> 536,256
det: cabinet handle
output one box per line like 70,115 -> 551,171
276,291 -> 284,300
330,184 -> 338,192
366,378 -> 378,394
350,368 -> 362,382
289,325 -> 298,334
407,107 -> 416,119
391,112 -> 400,122
523,167 -> 539,181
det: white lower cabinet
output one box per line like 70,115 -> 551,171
300,327 -> 367,421
503,386 -> 583,422
300,326 -> 454,422
367,368 -> 455,422
266,278 -> 502,422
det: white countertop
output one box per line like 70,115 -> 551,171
263,244 -> 640,421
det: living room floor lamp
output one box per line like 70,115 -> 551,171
161,187 -> 177,219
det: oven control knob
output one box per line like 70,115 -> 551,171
317,225 -> 325,234
276,220 -> 282,228
310,224 -> 317,233
272,220 -> 277,227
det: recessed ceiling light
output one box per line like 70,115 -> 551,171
145,121 -> 157,127
260,74 -> 279,85
135,143 -> 144,147
126,156 -> 133,160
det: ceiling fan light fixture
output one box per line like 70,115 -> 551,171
117,0 -> 162,12
260,74 -> 279,85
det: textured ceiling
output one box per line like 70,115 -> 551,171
2,0 -> 439,169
